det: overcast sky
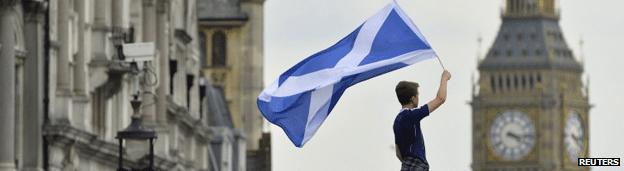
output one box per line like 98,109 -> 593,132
263,0 -> 624,170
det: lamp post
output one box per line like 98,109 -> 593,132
116,94 -> 157,171
113,24 -> 158,170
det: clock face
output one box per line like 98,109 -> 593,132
564,111 -> 584,162
489,111 -> 536,161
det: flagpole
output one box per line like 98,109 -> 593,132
435,53 -> 446,70
431,48 -> 446,70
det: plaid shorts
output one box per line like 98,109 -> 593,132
400,156 -> 429,171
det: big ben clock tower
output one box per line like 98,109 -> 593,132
471,0 -> 591,170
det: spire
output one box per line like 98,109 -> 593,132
503,0 -> 558,19
477,34 -> 483,64
579,37 -> 585,66
471,72 -> 477,97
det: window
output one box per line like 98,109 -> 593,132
507,50 -> 513,57
530,33 -> 537,40
492,50 -> 499,57
212,31 -> 227,66
517,33 -> 523,41
535,49 -> 542,56
506,75 -> 511,89
513,74 -> 519,90
187,74 -> 195,110
521,75 -> 527,89
199,32 -> 207,67
522,49 -> 528,56
498,75 -> 504,91
503,34 -> 510,41
491,75 -> 496,93
91,87 -> 107,138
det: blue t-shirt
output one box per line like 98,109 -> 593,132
393,104 -> 430,163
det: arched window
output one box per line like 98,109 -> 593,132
506,75 -> 511,90
513,74 -> 519,90
490,75 -> 497,93
498,75 -> 504,91
522,74 -> 527,89
212,31 -> 227,66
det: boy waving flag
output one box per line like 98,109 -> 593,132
257,1 -> 441,147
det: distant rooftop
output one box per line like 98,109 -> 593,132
479,1 -> 582,72
205,80 -> 234,128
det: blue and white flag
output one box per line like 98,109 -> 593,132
258,1 -> 437,147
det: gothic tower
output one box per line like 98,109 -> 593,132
198,0 -> 271,170
471,0 -> 590,170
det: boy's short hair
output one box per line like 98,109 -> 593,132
395,81 -> 419,105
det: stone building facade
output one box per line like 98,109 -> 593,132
0,0 -> 266,171
471,0 -> 590,170
197,0 -> 271,170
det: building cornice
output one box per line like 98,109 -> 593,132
501,15 -> 559,21
198,18 -> 248,27
166,97 -> 211,140
471,94 -> 559,109
43,123 -> 178,170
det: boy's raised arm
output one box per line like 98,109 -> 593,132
427,70 -> 451,113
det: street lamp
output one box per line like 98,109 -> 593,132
116,94 -> 157,171
112,25 -> 158,171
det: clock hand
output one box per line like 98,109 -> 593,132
506,132 -> 522,142
572,134 -> 582,144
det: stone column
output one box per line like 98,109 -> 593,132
74,0 -> 90,96
21,1 -> 46,170
54,0 -> 73,124
142,0 -> 156,42
241,0 -> 266,150
0,1 -> 18,171
141,0 -> 157,123
71,0 -> 91,131
110,0 -> 128,134
156,0 -> 169,124
154,0 -> 170,155
92,0 -> 111,61
112,0 -> 127,30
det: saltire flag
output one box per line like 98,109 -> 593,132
258,1 -> 437,147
